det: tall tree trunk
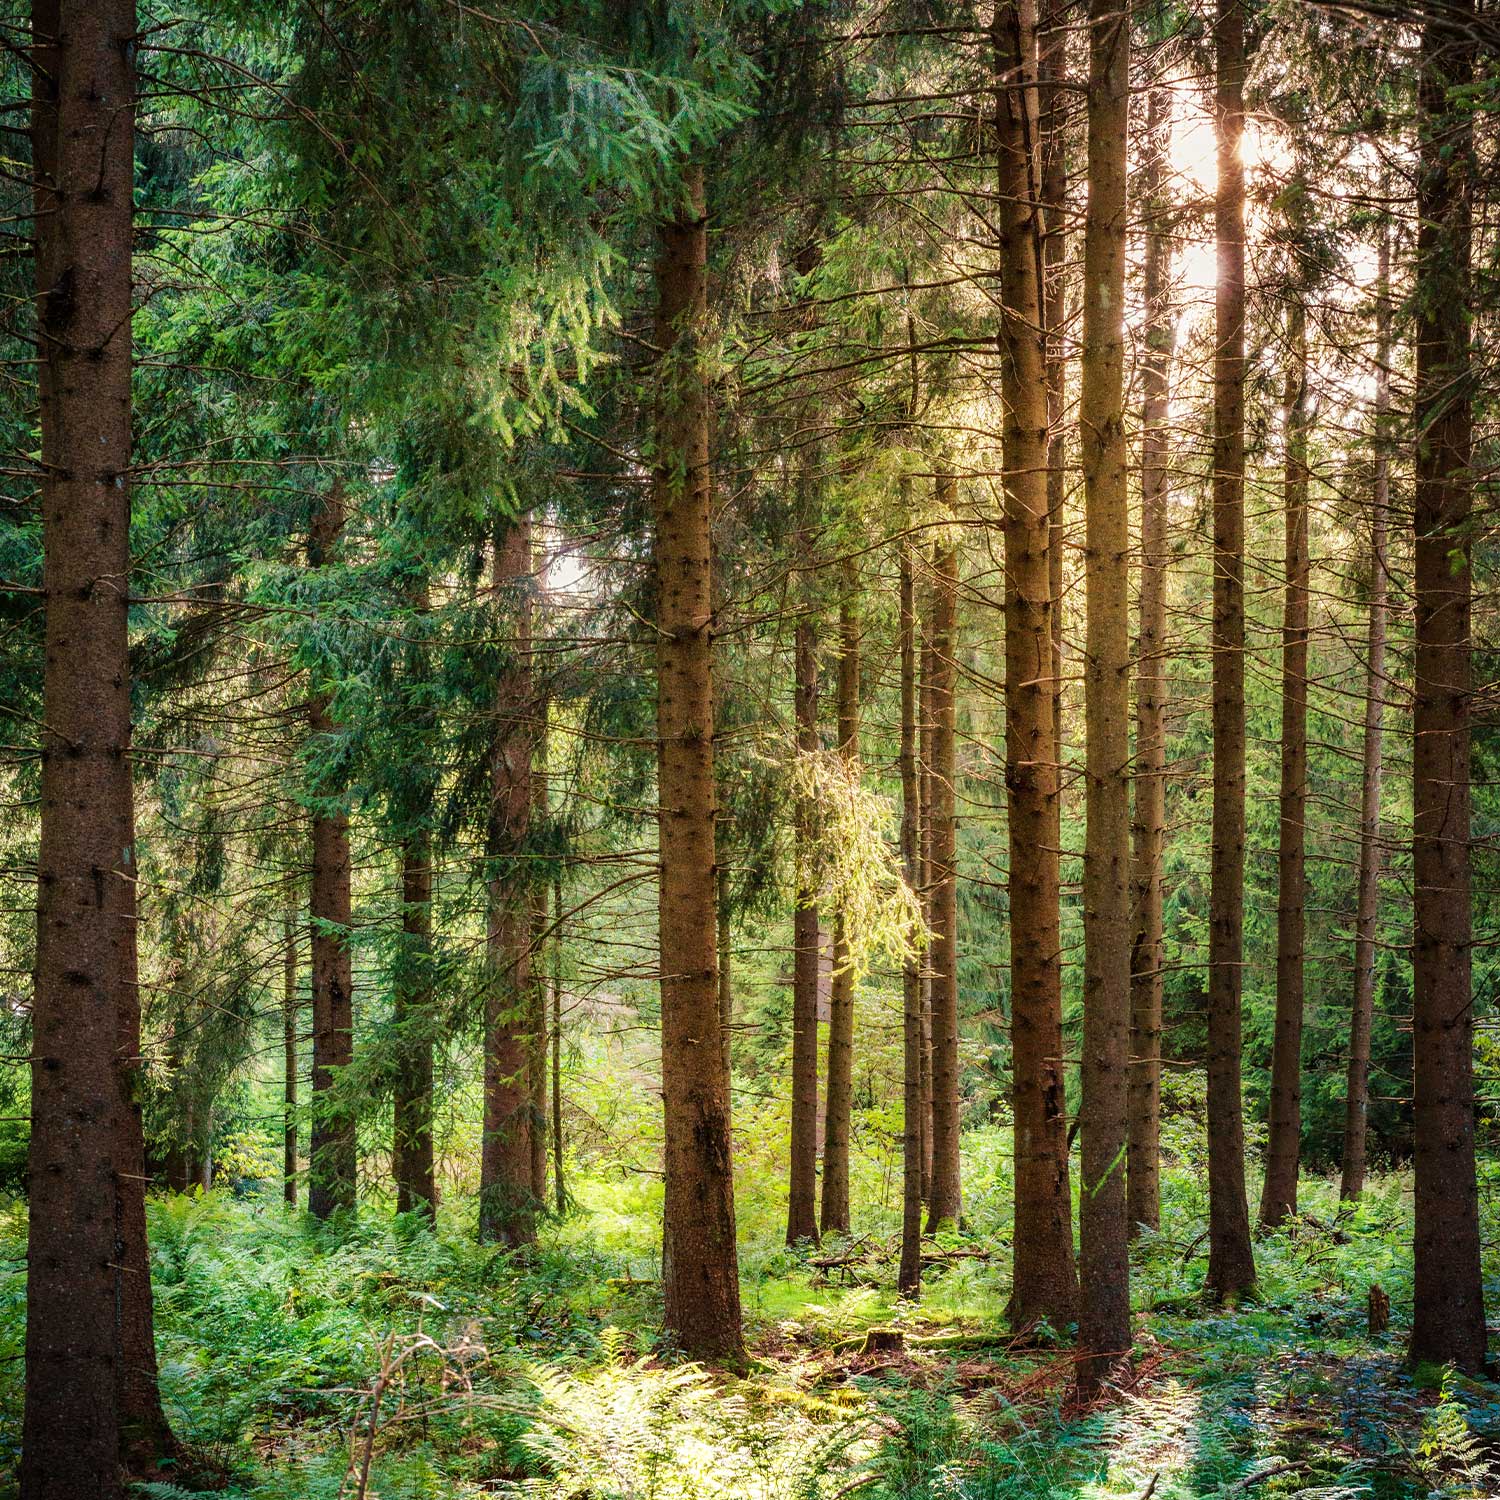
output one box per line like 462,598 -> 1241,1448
529,686 -> 551,1206
23,3 -> 179,1487
284,901 -> 299,1208
306,486 -> 357,1221
993,0 -> 1077,1329
918,590 -> 936,1202
552,872 -> 566,1214
394,832 -> 436,1219
898,541 -> 924,1298
787,613 -> 822,1245
926,481 -> 962,1230
1340,218 -> 1390,1203
1409,0 -> 1485,1373
654,166 -> 743,1362
1260,299 -> 1311,1229
821,559 -> 860,1236
1128,84 -> 1173,1237
1039,0 -> 1068,706
1205,0 -> 1256,1302
1077,0 -> 1132,1399
480,515 -> 537,1246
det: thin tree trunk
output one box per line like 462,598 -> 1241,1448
394,832 -> 436,1220
821,559 -> 860,1236
23,4 -> 178,1486
1340,217 -> 1390,1203
1205,0 -> 1256,1302
898,541 -> 924,1298
479,515 -> 537,1246
654,166 -> 743,1362
530,687 -> 550,1207
284,901 -> 299,1208
1260,298 -> 1311,1230
718,865 -> 734,1077
993,0 -> 1077,1330
552,872 -> 565,1214
1076,0 -> 1132,1399
918,589 -> 936,1203
926,481 -> 962,1230
1409,0 -> 1485,1373
307,484 -> 357,1222
787,613 -> 822,1245
1128,84 -> 1173,1238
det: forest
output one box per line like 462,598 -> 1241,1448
3,0 -> 1499,1496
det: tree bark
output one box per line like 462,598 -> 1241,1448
1205,0 -> 1256,1302
552,872 -> 565,1214
898,541 -> 924,1298
993,0 -> 1077,1330
394,832 -> 436,1220
480,515 -> 537,1246
1408,0 -> 1486,1374
1340,217 -> 1390,1203
926,480 -> 962,1230
654,166 -> 744,1362
284,901 -> 299,1208
1128,84 -> 1173,1238
1260,298 -> 1311,1230
918,587 -> 936,1203
1077,0 -> 1132,1399
821,559 -> 860,1236
1039,0 -> 1068,704
307,484 -> 357,1222
530,686 -> 551,1206
787,612 -> 822,1245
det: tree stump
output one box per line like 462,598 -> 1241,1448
862,1328 -> 905,1355
1368,1283 -> 1390,1337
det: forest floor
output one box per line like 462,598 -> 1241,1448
2,1158 -> 1498,1500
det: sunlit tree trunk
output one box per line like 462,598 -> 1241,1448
918,586 -> 936,1202
654,165 -> 744,1362
1340,217 -> 1390,1203
898,540 -> 924,1297
821,559 -> 860,1235
479,514 -> 537,1246
993,0 -> 1077,1329
1409,0 -> 1485,1373
1205,0 -> 1256,1302
307,483 -> 357,1223
1128,84 -> 1173,1238
1260,298 -> 1311,1230
1076,0 -> 1132,1398
926,478 -> 962,1230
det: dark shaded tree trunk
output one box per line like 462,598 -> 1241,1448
1205,0 -> 1256,1302
530,687 -> 551,1207
394,832 -> 436,1220
1341,218 -> 1390,1203
898,542 -> 924,1298
821,560 -> 860,1236
1260,299 -> 1311,1230
918,593 -> 936,1203
1076,0 -> 1132,1399
654,166 -> 744,1362
552,873 -> 565,1214
307,484 -> 357,1222
284,901 -> 299,1208
993,0 -> 1077,1330
926,480 -> 962,1230
787,613 -> 822,1246
1408,0 -> 1486,1374
480,515 -> 537,1246
1128,84 -> 1173,1238
23,5 -> 177,1485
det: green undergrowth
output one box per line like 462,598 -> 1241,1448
1,1158 -> 1499,1499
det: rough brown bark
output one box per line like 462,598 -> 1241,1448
284,901 -> 299,1208
1039,0 -> 1068,694
926,482 -> 962,1230
480,515 -> 537,1246
552,873 -> 566,1214
918,593 -> 936,1202
898,542 -> 924,1298
821,560 -> 860,1236
394,832 -> 436,1220
787,613 -> 822,1245
1340,219 -> 1390,1203
654,167 -> 744,1362
1409,0 -> 1486,1373
1260,299 -> 1311,1230
1205,0 -> 1256,1302
993,0 -> 1077,1330
1076,0 -> 1132,1399
530,687 -> 550,1206
1128,84 -> 1172,1238
307,484 -> 357,1222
